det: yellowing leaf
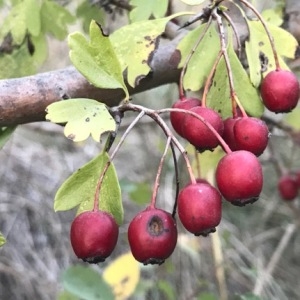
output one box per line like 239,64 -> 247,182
69,21 -> 128,98
46,99 -> 116,142
177,24 -> 220,91
103,252 -> 140,300
110,12 -> 193,87
54,151 -> 123,225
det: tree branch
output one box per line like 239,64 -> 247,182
0,39 -> 181,126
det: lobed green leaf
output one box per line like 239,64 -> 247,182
54,151 -> 123,225
177,24 -> 220,92
69,21 -> 128,98
207,29 -> 264,118
46,99 -> 116,142
41,0 -> 75,40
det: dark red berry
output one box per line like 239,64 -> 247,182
234,117 -> 269,156
222,117 -> 239,151
260,69 -> 300,113
277,174 -> 298,201
70,210 -> 119,263
182,107 -> 224,152
216,150 -> 263,206
128,207 -> 177,265
170,97 -> 201,137
178,182 -> 222,236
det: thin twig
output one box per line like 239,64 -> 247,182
93,111 -> 145,210
150,137 -> 172,208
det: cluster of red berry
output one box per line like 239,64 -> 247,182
68,68 -> 299,266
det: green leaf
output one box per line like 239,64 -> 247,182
245,20 -> 298,86
0,126 -> 16,149
238,293 -> 262,300
69,21 -> 129,99
54,151 -> 123,225
129,0 -> 168,22
76,0 -> 105,33
261,9 -> 283,26
283,107 -> 300,130
62,266 -> 114,300
157,280 -> 175,300
0,232 -> 6,247
197,292 -> 218,300
25,0 -> 41,36
207,29 -> 264,118
41,0 -> 75,40
177,23 -> 220,91
110,12 -> 193,87
45,99 -> 116,142
129,182 -> 152,204
179,0 -> 207,5
57,291 -> 80,300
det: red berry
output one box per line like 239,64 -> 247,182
216,150 -> 263,206
128,207 -> 177,265
70,210 -> 119,263
222,117 -> 239,151
234,117 -> 269,156
182,107 -> 224,152
277,174 -> 298,201
178,182 -> 222,236
260,69 -> 300,113
170,97 -> 201,137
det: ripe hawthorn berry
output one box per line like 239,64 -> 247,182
216,150 -> 263,206
234,117 -> 269,156
182,107 -> 224,152
128,206 -> 177,265
222,117 -> 239,151
260,69 -> 300,113
277,174 -> 298,201
170,97 -> 201,137
178,182 -> 222,236
70,210 -> 119,263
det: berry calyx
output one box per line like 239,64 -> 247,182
216,150 -> 263,206
178,182 -> 222,236
70,210 -> 119,263
128,207 -> 177,265
260,69 -> 300,113
170,97 -> 201,137
277,174 -> 298,201
234,117 -> 269,156
182,107 -> 224,152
